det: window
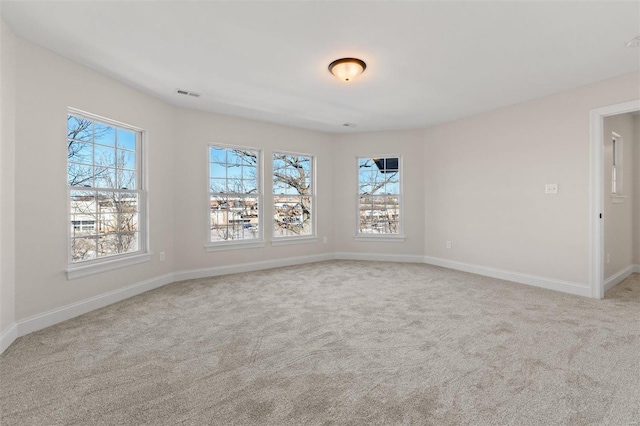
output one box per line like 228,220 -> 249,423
611,133 -> 623,195
208,146 -> 261,246
67,111 -> 145,266
273,153 -> 314,238
358,157 -> 401,235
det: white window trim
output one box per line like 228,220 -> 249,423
206,143 -> 264,250
272,150 -> 317,241
66,108 -> 149,279
67,252 -> 152,280
355,155 -> 403,239
271,236 -> 318,246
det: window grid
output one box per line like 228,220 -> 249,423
209,146 -> 261,243
357,157 -> 401,235
67,113 -> 144,264
273,153 -> 314,238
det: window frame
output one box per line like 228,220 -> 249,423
355,155 -> 405,242
66,108 -> 150,279
206,144 -> 264,252
271,150 -> 317,245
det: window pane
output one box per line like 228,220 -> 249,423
70,191 -> 96,214
210,195 -> 228,242
94,167 -> 117,189
210,147 -> 227,164
94,145 -> 116,168
117,169 -> 136,190
117,129 -> 136,150
68,141 -> 93,164
210,178 -> 227,193
68,163 -> 93,187
274,195 -> 306,237
210,163 -> 226,179
117,149 -> 135,170
72,238 -> 97,262
94,123 -> 115,146
68,115 -> 92,141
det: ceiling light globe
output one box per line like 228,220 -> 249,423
329,58 -> 366,82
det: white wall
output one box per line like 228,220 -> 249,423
172,108 -> 335,273
13,38 -> 176,320
0,19 -> 17,344
423,72 -> 640,286
332,130 -> 425,260
603,112 -> 637,279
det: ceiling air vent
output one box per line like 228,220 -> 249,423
176,89 -> 201,98
625,36 -> 640,47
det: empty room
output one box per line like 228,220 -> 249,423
1,1 -> 639,425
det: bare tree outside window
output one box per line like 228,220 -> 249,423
68,113 -> 143,262
358,157 -> 400,234
273,153 -> 313,237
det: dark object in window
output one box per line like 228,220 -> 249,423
373,158 -> 398,173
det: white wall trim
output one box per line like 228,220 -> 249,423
16,273 -> 174,337
0,323 -> 17,354
424,255 -> 591,297
605,265 -> 636,292
634,264 -> 640,274
174,253 -> 333,281
334,252 -> 424,263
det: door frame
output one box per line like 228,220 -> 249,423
589,99 -> 640,298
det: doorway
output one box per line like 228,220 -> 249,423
590,100 -> 640,298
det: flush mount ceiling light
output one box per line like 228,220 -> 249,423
328,58 -> 366,82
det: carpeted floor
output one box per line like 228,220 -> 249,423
1,261 -> 638,425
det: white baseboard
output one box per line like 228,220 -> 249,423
605,265 -> 636,292
16,273 -> 175,337
334,252 -> 424,264
634,264 -> 640,274
423,256 -> 591,297
174,253 -> 334,282
0,323 -> 17,355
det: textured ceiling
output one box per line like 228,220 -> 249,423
2,1 -> 639,133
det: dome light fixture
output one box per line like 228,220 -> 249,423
328,58 -> 366,82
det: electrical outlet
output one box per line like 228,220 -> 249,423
446,241 -> 452,249
323,237 -> 328,244
160,252 -> 165,262
545,184 -> 559,194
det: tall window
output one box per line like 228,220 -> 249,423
67,112 -> 144,263
209,146 -> 261,243
358,157 -> 401,235
273,153 -> 314,237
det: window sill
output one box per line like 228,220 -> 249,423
354,234 -> 406,242
205,241 -> 265,252
271,236 -> 318,246
611,195 -> 626,204
67,252 -> 152,280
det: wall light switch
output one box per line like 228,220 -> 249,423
545,184 -> 559,194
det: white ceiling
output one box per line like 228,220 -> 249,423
1,1 -> 639,133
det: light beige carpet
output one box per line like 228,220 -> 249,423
1,261 -> 638,425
